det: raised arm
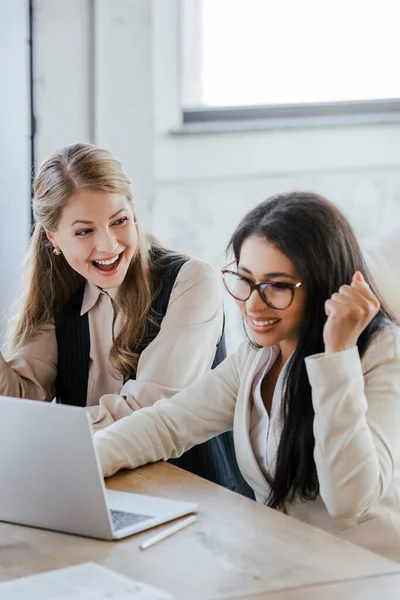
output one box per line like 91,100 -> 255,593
306,326 -> 400,519
0,321 -> 57,401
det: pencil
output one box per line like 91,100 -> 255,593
139,515 -> 197,550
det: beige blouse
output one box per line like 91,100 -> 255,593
0,258 -> 223,421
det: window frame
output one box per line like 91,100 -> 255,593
180,0 -> 400,131
183,99 -> 400,125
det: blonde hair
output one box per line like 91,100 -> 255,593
9,142 -> 161,377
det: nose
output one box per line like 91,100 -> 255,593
245,288 -> 265,312
95,228 -> 118,254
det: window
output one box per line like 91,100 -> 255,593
181,0 -> 400,124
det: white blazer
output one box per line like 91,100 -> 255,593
94,325 -> 400,563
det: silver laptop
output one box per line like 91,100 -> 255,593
0,396 -> 197,540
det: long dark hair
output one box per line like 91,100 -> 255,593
228,192 -> 395,509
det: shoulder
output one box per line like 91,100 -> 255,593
232,339 -> 260,363
362,323 -> 400,373
215,340 -> 264,385
152,249 -> 219,287
170,257 -> 221,300
158,255 -> 222,314
175,257 -> 219,284
234,340 -> 263,371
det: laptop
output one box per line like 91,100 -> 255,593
0,396 -> 197,540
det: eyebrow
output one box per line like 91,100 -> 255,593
71,208 -> 126,227
238,265 -> 297,280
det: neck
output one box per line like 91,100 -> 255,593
278,339 -> 297,365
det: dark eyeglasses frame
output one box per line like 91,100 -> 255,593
221,259 -> 303,310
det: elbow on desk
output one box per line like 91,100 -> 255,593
318,460 -> 390,520
322,488 -> 381,521
325,501 -> 369,521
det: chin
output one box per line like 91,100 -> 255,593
88,267 -> 128,289
247,325 -> 283,348
251,333 -> 275,347
100,274 -> 126,289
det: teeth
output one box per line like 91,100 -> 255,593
252,319 -> 278,326
94,255 -> 119,265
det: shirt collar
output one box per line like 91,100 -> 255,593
80,281 -> 119,316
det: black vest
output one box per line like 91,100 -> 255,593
55,252 -> 254,498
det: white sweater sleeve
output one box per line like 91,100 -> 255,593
93,343 -> 253,477
305,326 -> 400,519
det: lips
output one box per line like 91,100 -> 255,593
247,315 -> 281,333
250,318 -> 280,326
91,252 -> 123,273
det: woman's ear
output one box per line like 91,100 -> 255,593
44,229 -> 61,253
45,228 -> 56,244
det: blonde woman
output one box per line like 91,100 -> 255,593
1,142 -> 252,496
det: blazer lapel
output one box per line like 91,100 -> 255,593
233,347 -> 274,500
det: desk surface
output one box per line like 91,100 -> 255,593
0,463 -> 399,600
236,572 -> 400,599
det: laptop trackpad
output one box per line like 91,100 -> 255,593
105,488 -> 198,537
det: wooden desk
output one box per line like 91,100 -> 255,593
235,572 -> 400,599
0,462 -> 399,600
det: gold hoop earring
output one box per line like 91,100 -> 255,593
53,247 -> 62,256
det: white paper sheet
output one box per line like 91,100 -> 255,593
0,562 -> 173,600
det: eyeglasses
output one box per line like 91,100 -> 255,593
221,260 -> 303,310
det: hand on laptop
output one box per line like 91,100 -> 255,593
88,393 -> 136,432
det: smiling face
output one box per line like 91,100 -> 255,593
46,189 -> 138,289
236,235 -> 306,358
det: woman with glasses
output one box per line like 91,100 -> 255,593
93,191 -> 400,562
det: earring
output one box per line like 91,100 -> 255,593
53,247 -> 62,256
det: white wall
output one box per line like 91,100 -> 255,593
34,0 -> 93,155
34,0 -> 154,223
33,0 -> 400,349
0,0 -> 31,342
151,1 -> 400,259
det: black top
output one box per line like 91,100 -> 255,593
54,249 -> 254,498
54,251 -> 196,406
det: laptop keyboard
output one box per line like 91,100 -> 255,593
110,509 -> 152,531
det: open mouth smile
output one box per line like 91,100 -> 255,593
91,252 -> 124,274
